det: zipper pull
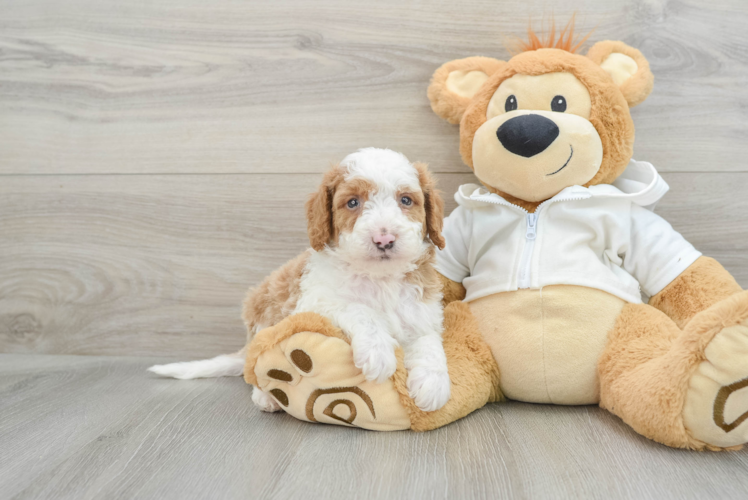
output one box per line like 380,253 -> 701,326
526,213 -> 537,240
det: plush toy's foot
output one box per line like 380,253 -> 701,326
251,386 -> 282,413
244,304 -> 499,432
599,292 -> 748,450
683,291 -> 748,449
245,313 -> 412,431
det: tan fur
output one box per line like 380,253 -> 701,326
427,56 -> 506,124
401,188 -> 427,225
242,251 -> 310,343
392,301 -> 502,431
330,177 -> 374,242
587,40 -> 654,108
459,48 -> 635,211
413,162 -> 446,249
472,286 -> 624,405
439,274 -> 466,306
405,246 -> 441,304
599,293 -> 748,450
422,33 -> 747,449
649,256 -> 743,329
305,165 -> 345,251
598,303 -> 693,448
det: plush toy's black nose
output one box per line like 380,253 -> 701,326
496,114 -> 559,158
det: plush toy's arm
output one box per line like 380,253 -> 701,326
439,273 -> 466,306
649,256 -> 743,329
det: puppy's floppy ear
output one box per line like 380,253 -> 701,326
428,56 -> 506,124
587,41 -> 654,107
306,165 -> 343,251
414,162 -> 446,250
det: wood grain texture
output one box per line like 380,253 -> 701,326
1,172 -> 746,357
0,172 -> 467,356
0,354 -> 746,500
1,0 -> 748,175
2,1 -> 748,497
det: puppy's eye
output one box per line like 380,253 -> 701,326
400,196 -> 413,206
347,198 -> 359,209
551,95 -> 567,112
505,95 -> 518,112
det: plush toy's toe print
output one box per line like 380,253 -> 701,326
407,366 -> 451,412
251,386 -> 283,412
245,313 -> 412,431
683,292 -> 748,448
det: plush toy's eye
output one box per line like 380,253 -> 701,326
551,95 -> 567,112
347,198 -> 359,209
400,196 -> 413,206
505,95 -> 518,112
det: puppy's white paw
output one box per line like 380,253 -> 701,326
407,366 -> 451,412
252,386 -> 282,413
352,336 -> 398,384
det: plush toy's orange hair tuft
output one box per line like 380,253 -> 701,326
515,14 -> 593,54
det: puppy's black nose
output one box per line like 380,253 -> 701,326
496,114 -> 559,158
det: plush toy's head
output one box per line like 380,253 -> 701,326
428,26 -> 654,208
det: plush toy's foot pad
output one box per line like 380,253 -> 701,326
250,329 -> 411,431
684,293 -> 748,449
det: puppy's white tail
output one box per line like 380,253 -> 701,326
148,349 -> 246,380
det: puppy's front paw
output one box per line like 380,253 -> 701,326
407,366 -> 451,412
352,336 -> 398,384
252,386 -> 282,413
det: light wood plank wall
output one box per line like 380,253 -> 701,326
2,0 -> 747,357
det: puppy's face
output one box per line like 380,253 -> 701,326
306,148 -> 444,275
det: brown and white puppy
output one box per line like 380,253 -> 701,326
149,148 -> 451,413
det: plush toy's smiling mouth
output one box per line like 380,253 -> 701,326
546,145 -> 574,176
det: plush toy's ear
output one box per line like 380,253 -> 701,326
587,40 -> 654,107
427,56 -> 505,124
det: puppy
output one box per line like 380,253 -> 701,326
149,148 -> 451,412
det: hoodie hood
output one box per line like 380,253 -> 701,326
455,159 -> 669,211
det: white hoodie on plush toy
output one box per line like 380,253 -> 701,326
436,159 -> 701,304
435,159 -> 703,405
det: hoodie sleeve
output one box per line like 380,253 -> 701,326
434,205 -> 472,283
623,204 -> 702,297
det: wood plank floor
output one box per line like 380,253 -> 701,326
2,0 -> 748,498
1,354 -> 747,500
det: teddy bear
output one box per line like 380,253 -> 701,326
244,27 -> 748,450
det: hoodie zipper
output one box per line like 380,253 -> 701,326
517,213 -> 538,289
468,190 -> 591,289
